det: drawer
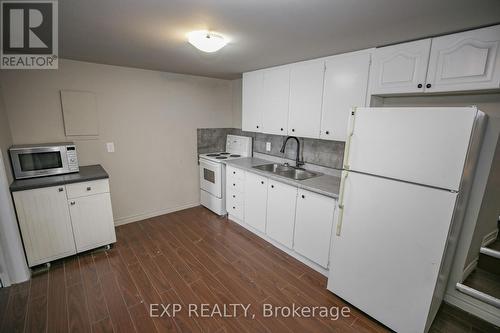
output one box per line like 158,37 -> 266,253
227,178 -> 244,193
227,166 -> 245,180
227,196 -> 244,220
66,179 -> 110,199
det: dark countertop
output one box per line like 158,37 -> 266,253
225,157 -> 340,199
10,165 -> 109,192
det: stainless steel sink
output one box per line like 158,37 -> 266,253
253,163 -> 295,173
252,163 -> 320,180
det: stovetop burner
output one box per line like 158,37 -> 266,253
219,152 -> 230,155
216,156 -> 228,159
229,154 -> 241,157
206,153 -> 220,157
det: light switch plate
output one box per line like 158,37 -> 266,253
266,142 -> 271,152
106,142 -> 115,153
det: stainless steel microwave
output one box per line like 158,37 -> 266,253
9,142 -> 79,180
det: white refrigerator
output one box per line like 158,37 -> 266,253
327,107 -> 486,333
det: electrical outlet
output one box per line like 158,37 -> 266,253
106,142 -> 115,153
266,142 -> 271,152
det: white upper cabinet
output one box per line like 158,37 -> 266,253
288,59 -> 325,139
266,180 -> 297,248
426,25 -> 500,92
242,71 -> 264,132
369,39 -> 431,95
244,172 -> 268,233
261,66 -> 290,135
321,51 -> 371,141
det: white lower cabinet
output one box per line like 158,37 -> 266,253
13,185 -> 77,267
266,180 -> 297,248
293,189 -> 336,268
69,192 -> 116,252
244,172 -> 268,233
13,179 -> 116,267
227,166 -> 337,273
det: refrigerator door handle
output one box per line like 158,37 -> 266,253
343,108 -> 357,170
336,170 -> 349,236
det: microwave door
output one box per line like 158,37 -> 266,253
11,146 -> 69,179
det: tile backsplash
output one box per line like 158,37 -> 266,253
197,128 -> 345,169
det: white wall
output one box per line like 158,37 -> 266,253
0,86 -> 30,285
0,59 -> 234,224
0,87 -> 13,182
231,79 -> 242,129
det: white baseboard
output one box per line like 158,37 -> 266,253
445,291 -> 500,327
114,202 -> 200,226
482,229 -> 499,247
462,257 -> 478,281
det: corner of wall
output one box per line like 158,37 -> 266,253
231,78 -> 242,129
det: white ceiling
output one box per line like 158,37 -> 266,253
60,0 -> 500,79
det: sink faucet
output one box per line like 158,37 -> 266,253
280,136 -> 304,168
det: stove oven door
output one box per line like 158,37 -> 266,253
199,158 -> 222,198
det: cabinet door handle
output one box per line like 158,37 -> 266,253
271,185 -> 274,188
291,128 -> 295,132
417,83 -> 423,88
70,201 -> 76,205
261,181 -> 264,184
86,187 -> 92,191
58,187 -> 64,192
280,128 -> 283,131
232,195 -> 235,198
325,130 -> 330,135
301,194 -> 305,199
233,171 -> 236,174
256,125 -> 259,129
426,83 -> 432,88
233,183 -> 236,186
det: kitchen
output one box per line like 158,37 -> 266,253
0,1 -> 500,332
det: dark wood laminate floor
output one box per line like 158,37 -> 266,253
0,206 -> 498,333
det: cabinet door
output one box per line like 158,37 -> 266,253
288,60 -> 325,138
426,25 -> 500,92
244,172 -> 268,233
294,189 -> 335,267
262,66 -> 290,135
13,186 -> 76,266
369,39 -> 431,95
242,71 -> 264,132
266,181 -> 297,248
321,52 -> 371,141
69,193 -> 116,252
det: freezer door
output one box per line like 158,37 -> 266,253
345,107 -> 477,191
328,172 -> 457,333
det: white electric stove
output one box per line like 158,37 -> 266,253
199,135 -> 252,215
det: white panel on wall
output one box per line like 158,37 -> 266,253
60,90 -> 99,136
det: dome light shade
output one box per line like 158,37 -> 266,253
187,30 -> 227,53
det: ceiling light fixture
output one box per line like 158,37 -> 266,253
187,30 -> 228,53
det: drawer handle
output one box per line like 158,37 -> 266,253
291,129 -> 295,132
271,185 -> 274,188
58,187 -> 64,192
301,194 -> 305,199
86,186 -> 92,191
417,83 -> 423,88
233,206 -> 235,209
261,181 -> 264,184
233,183 -> 236,186
233,171 -> 236,174
325,130 -> 330,135
232,195 -> 235,198
426,83 -> 432,88
70,201 -> 76,205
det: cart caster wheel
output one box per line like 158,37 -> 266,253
105,244 -> 111,250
